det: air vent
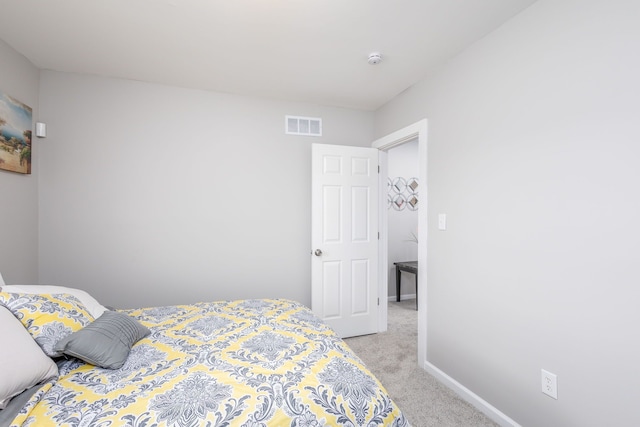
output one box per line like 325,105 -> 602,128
286,115 -> 322,137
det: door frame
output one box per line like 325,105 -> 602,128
372,119 -> 428,367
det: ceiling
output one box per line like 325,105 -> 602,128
0,0 -> 536,111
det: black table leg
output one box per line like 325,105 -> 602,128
396,265 -> 401,302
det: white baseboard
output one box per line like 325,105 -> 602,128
423,361 -> 521,427
387,294 -> 416,301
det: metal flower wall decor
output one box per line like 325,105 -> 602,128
387,177 -> 419,211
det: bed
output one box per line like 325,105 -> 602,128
0,282 -> 409,427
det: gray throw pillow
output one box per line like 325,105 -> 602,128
54,311 -> 150,369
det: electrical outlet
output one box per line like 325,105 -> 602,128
541,369 -> 558,399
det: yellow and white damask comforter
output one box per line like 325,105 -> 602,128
12,299 -> 409,426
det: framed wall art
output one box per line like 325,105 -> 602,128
0,90 -> 32,174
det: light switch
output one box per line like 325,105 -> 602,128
438,214 -> 447,230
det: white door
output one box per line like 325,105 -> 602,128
311,143 -> 379,338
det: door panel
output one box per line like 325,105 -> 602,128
352,187 -> 370,241
351,259 -> 369,314
323,187 -> 342,242
322,261 -> 341,318
311,143 -> 378,338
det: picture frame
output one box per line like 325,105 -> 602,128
0,90 -> 32,174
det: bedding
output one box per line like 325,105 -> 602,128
0,284 -> 108,319
9,298 -> 409,427
0,386 -> 42,426
0,307 -> 58,409
0,292 -> 95,357
54,311 -> 150,369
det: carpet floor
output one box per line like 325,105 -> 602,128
344,300 -> 498,427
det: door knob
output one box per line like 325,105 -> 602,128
314,249 -> 323,257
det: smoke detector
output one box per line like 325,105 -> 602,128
367,52 -> 382,65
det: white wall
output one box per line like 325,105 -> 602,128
0,39 -> 40,284
387,140 -> 419,298
374,0 -> 640,425
38,71 -> 373,309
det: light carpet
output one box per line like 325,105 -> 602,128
344,300 -> 498,427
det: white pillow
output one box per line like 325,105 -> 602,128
0,306 -> 58,409
0,271 -> 5,286
1,285 -> 107,319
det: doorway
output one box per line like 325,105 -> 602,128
386,140 -> 419,309
373,119 -> 427,367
